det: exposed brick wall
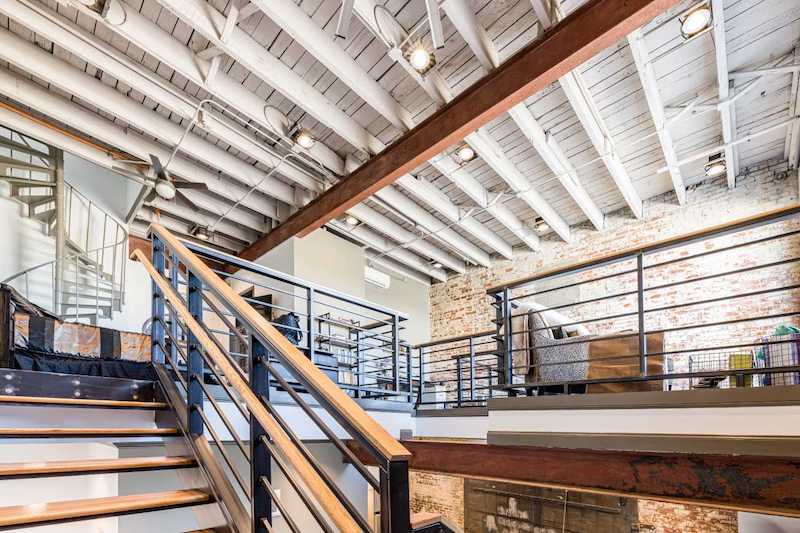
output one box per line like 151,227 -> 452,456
409,471 -> 465,530
429,165 -> 800,389
637,500 -> 737,532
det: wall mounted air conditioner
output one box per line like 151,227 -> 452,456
364,265 -> 391,289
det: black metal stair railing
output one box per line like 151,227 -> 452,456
135,223 -> 413,533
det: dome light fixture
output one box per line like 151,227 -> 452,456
345,215 -> 360,226
432,262 -> 443,269
704,153 -> 727,177
454,144 -> 476,164
405,42 -> 435,74
154,178 -> 177,200
679,3 -> 713,40
292,128 -> 316,149
535,221 -> 550,235
192,225 -> 211,241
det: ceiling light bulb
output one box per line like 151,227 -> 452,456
455,145 -> 476,164
409,46 -> 432,71
432,262 -> 443,269
154,179 -> 176,200
535,222 -> 550,234
704,153 -> 726,177
345,215 -> 359,226
293,128 -> 315,149
680,5 -> 712,40
193,226 -> 210,241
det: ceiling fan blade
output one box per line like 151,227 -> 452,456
174,181 -> 209,191
149,154 -> 167,180
175,189 -> 202,211
110,165 -> 154,187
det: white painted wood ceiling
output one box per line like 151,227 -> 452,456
0,0 -> 797,281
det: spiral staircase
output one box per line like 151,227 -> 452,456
0,127 -> 126,324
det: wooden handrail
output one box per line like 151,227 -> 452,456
134,247 -> 363,532
147,223 -> 410,462
487,203 -> 800,293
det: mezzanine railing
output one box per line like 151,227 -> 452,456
488,204 -> 800,396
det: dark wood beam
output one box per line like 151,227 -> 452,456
237,0 -> 680,261
347,439 -> 800,517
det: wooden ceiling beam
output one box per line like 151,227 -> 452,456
238,0 -> 680,261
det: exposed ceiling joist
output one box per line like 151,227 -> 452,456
527,0 -> 645,217
627,28 -> 687,205
0,26 -> 298,208
148,0 -> 514,262
36,0 -> 475,278
215,0 -> 535,251
711,0 -> 737,189
237,0 -> 678,258
443,0 -> 598,232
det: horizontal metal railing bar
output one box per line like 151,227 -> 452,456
643,227 -> 800,271
203,293 -> 250,350
196,406 -> 251,499
420,340 -> 497,357
494,364 -> 800,391
198,378 -> 251,462
414,330 -> 497,349
259,476 -> 301,533
156,316 -> 250,421
644,255 -> 800,293
210,270 -> 302,301
644,282 -> 800,315
263,360 -> 379,490
259,397 -> 373,532
501,229 -> 800,307
506,267 -> 639,303
501,337 -> 800,372
188,241 -> 410,320
259,436 -> 334,533
486,204 -> 800,293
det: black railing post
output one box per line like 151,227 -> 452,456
416,347 -> 424,406
355,329 -> 363,398
307,287 -> 315,364
186,271 -> 204,436
469,337 -> 476,402
636,253 -> 647,376
250,335 -> 272,533
151,236 -> 165,364
456,354 -> 463,407
169,251 -> 179,371
392,315 -> 400,395
381,460 -> 411,533
405,344 -> 413,403
502,288 -> 516,396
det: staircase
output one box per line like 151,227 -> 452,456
0,127 -> 126,324
0,223 -> 457,532
0,372 -> 225,531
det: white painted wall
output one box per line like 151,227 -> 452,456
64,153 -> 139,224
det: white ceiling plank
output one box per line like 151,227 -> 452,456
244,0 -> 557,247
0,66 -> 286,226
42,0 -> 486,271
711,0 -> 737,189
441,0 -> 603,231
500,0 -> 644,218
147,0 -> 514,262
628,28 -> 687,205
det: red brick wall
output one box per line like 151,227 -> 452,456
637,500 -> 737,532
429,165 -> 800,388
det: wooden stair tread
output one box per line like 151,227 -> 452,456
0,427 -> 179,437
0,455 -> 195,478
0,395 -> 167,409
0,489 -> 211,528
